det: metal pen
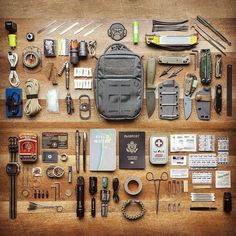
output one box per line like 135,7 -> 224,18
75,130 -> 80,173
83,132 -> 87,172
65,62 -> 70,90
190,207 -> 217,211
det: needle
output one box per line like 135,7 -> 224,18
37,20 -> 57,34
74,21 -> 94,35
83,24 -> 103,37
59,22 -> 79,35
47,22 -> 66,35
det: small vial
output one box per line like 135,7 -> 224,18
133,21 -> 139,45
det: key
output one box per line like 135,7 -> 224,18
27,202 -> 63,212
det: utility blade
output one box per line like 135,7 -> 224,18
184,95 -> 192,120
146,88 -> 156,118
159,66 -> 173,77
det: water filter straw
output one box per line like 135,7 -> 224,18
133,21 -> 139,44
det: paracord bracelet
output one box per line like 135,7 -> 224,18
121,200 -> 145,220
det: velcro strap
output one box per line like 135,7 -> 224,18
26,94 -> 38,99
196,94 -> 211,102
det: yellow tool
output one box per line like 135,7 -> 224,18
145,34 -> 198,51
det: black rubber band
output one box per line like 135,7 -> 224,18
26,94 -> 38,99
10,66 -> 16,70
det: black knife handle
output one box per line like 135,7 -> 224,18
214,84 -> 222,114
91,197 -> 96,217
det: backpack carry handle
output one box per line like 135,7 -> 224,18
103,43 -> 131,54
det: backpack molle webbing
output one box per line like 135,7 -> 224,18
94,43 -> 144,120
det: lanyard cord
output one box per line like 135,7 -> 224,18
24,79 -> 41,117
8,52 -> 20,87
112,178 -> 120,203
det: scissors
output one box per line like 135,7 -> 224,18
146,171 -> 169,214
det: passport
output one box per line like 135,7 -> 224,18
119,131 -> 145,169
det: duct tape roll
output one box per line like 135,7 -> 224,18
124,176 -> 142,196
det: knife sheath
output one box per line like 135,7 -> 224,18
147,58 -> 156,88
146,58 -> 157,118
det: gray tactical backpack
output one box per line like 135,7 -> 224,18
94,43 -> 144,120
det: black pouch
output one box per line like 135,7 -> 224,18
94,43 -> 144,120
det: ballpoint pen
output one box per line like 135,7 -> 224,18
83,132 -> 87,172
75,130 -> 80,173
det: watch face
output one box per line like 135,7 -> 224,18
6,162 -> 20,176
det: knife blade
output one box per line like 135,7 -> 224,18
184,95 -> 192,120
146,58 -> 157,118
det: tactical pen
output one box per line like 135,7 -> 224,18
65,62 -> 70,90
75,130 -> 80,173
190,207 -> 217,211
76,176 -> 84,219
83,132 -> 87,172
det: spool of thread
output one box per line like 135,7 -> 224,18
8,34 -> 16,48
70,40 -> 79,65
133,21 -> 139,45
79,41 -> 88,58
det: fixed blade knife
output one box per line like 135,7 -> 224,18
146,58 -> 157,118
184,95 -> 192,120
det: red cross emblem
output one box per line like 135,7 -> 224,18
155,139 -> 163,147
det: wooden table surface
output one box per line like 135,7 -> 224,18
0,1 -> 236,236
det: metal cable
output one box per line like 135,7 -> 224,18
112,178 -> 120,203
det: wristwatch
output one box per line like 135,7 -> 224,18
6,137 -> 20,219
